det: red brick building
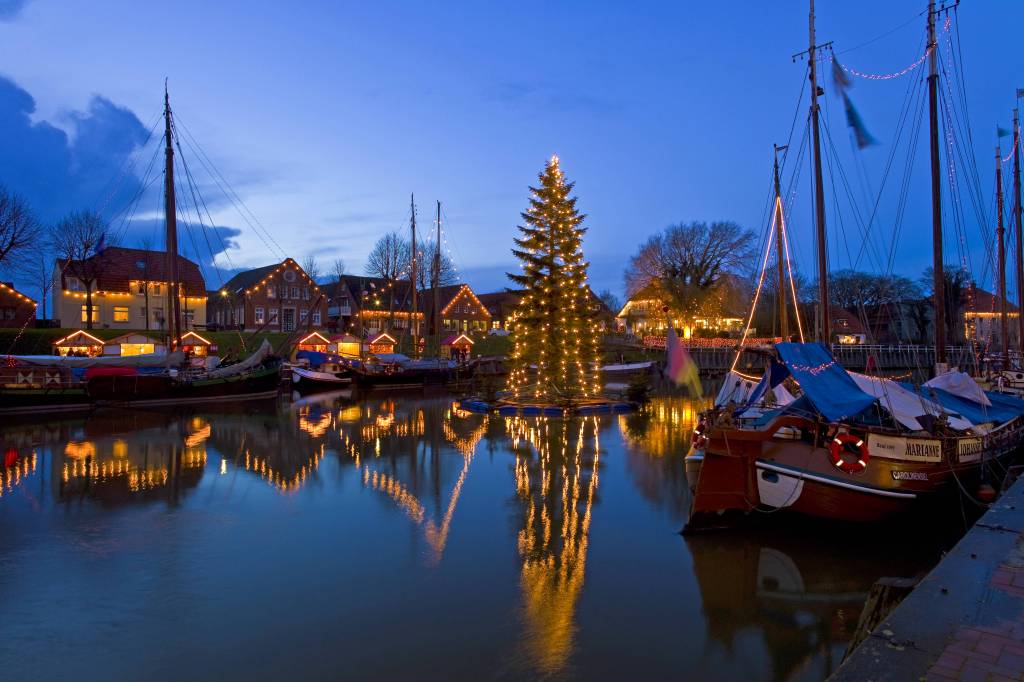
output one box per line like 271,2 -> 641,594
208,258 -> 327,333
0,281 -> 36,328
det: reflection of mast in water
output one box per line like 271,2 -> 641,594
507,415 -> 601,674
358,403 -> 488,563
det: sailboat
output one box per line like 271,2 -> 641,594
84,88 -> 283,407
684,1 -> 1024,531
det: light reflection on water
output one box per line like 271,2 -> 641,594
0,393 -> 942,680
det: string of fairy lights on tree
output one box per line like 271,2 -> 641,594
506,155 -> 601,404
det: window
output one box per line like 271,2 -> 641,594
284,269 -> 296,282
2,307 -> 14,320
303,288 -> 310,300
300,308 -> 308,324
267,285 -> 276,299
313,311 -> 321,326
153,284 -> 162,296
136,282 -> 146,294
136,260 -> 146,270
492,321 -> 500,329
80,305 -> 98,323
269,308 -> 279,325
235,307 -> 245,325
68,278 -> 82,292
140,307 -> 147,317
113,306 -> 129,323
255,306 -> 265,325
291,286 -> 300,299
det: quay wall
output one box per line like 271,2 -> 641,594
832,476 -> 1024,681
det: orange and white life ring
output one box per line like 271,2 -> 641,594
829,433 -> 869,474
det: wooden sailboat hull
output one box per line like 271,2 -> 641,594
0,387 -> 92,415
86,365 -> 282,406
685,414 -> 1023,532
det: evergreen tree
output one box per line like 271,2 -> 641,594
507,156 -> 600,403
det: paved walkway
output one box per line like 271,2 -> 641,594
834,479 -> 1024,681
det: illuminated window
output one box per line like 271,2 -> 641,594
255,306 -> 265,325
113,306 -> 129,322
267,285 -> 276,298
81,305 -> 98,323
269,308 -> 279,325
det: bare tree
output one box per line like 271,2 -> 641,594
52,211 -> 114,330
16,245 -> 55,320
332,258 -> 346,279
414,239 -> 457,291
0,186 -> 39,270
301,255 -> 321,283
624,221 -> 755,328
596,289 -> 622,315
365,232 -> 411,324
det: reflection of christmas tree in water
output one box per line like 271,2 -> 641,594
507,156 -> 601,405
507,416 -> 601,673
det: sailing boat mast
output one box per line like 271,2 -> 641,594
433,201 -> 441,353
808,0 -> 830,344
164,84 -> 182,348
1014,108 -> 1024,356
997,144 -> 1009,368
927,1 -> 946,370
410,193 -> 418,353
773,145 -> 789,340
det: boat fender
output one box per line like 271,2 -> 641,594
829,433 -> 869,474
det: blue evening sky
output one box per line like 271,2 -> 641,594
0,1 -> 1021,301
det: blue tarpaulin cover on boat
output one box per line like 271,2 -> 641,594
774,342 -> 877,422
911,383 -> 1024,425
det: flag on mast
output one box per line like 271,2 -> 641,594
665,325 -> 701,395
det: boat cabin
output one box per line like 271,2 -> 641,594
441,333 -> 473,360
53,330 -> 104,357
366,332 -> 396,355
297,331 -> 330,353
103,333 -> 166,357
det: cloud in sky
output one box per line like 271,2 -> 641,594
0,74 -> 150,223
0,0 -> 28,21
0,74 -> 247,300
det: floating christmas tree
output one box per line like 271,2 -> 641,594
507,155 -> 601,404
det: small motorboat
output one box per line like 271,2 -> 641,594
291,364 -> 352,393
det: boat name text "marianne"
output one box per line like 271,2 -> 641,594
867,434 -> 942,463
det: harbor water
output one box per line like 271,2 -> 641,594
0,392 -> 953,680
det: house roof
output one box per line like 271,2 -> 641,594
830,306 -> 868,335
221,263 -> 281,294
53,329 -> 104,346
0,281 -> 36,305
59,247 -> 206,297
103,332 -> 163,345
478,287 -> 612,318
968,288 -> 1021,314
